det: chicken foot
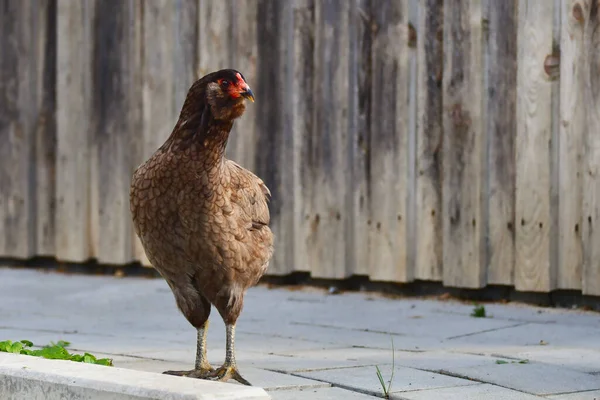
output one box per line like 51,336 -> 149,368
208,323 -> 251,385
163,320 -> 214,378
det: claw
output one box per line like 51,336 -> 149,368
208,365 -> 251,386
163,366 -> 215,379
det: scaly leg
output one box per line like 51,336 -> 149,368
163,320 -> 214,378
208,324 -> 251,385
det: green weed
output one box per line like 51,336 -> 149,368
471,304 -> 486,318
375,338 -> 395,398
0,339 -> 113,366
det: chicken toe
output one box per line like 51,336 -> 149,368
163,366 -> 215,379
208,364 -> 251,386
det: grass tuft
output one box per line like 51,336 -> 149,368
471,304 -> 486,318
375,337 -> 395,398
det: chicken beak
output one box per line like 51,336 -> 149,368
241,88 -> 255,102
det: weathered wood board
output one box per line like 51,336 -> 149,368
306,0 -> 352,279
442,0 -> 485,288
415,0 -> 444,281
367,0 -> 412,282
55,0 -> 94,262
485,0 -> 517,286
92,0 -> 141,265
292,0 -> 315,273
514,0 -> 556,292
557,0 -> 585,290
580,0 -> 600,296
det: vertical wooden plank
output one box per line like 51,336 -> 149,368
0,0 -> 38,258
92,0 -> 141,264
306,0 -> 351,279
141,1 -> 175,161
442,0 -> 485,288
172,0 -> 199,113
346,0 -> 371,277
558,0 -> 586,289
406,0 -> 419,283
56,0 -> 94,262
254,0 -> 296,275
198,0 -> 231,76
515,0 -> 556,292
485,1 -> 517,285
228,0 -> 258,173
35,0 -> 58,256
0,0 -> 57,259
581,0 -> 600,295
367,0 -> 412,282
415,0 -> 444,281
292,0 -> 315,273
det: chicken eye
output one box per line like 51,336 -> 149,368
220,80 -> 230,88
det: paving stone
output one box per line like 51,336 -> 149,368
446,323 -> 600,349
446,362 -> 600,395
123,339 -> 378,374
490,347 -> 600,373
249,347 -> 508,373
292,313 -> 520,342
479,305 -> 600,328
269,387 -> 378,399
296,365 -> 476,397
240,323 -> 443,352
130,338 -> 344,363
390,350 -> 508,372
426,301 -> 600,327
548,390 -> 600,399
390,383 -> 544,400
118,359 -> 330,391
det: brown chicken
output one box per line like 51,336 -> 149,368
130,69 -> 273,385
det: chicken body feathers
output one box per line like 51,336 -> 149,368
130,83 -> 273,324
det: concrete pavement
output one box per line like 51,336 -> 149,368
0,267 -> 599,399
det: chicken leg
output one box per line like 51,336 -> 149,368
163,320 -> 214,378
208,324 -> 251,385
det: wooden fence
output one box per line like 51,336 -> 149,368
1,0 -> 599,295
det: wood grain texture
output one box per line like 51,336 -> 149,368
292,0 -> 315,273
515,0 -> 556,292
442,0 -> 485,288
198,0 -> 231,76
56,0 -> 94,261
172,0 -> 199,115
254,0 -> 295,275
92,0 -> 141,264
34,0 -> 58,256
0,0 -> 41,258
308,0 -> 351,279
558,0 -> 585,289
581,0 -> 600,295
485,0 -> 517,285
415,0 -> 444,281
346,0 -> 371,277
367,0 -> 412,282
227,0 -> 258,172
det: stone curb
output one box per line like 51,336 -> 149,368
0,352 -> 270,400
